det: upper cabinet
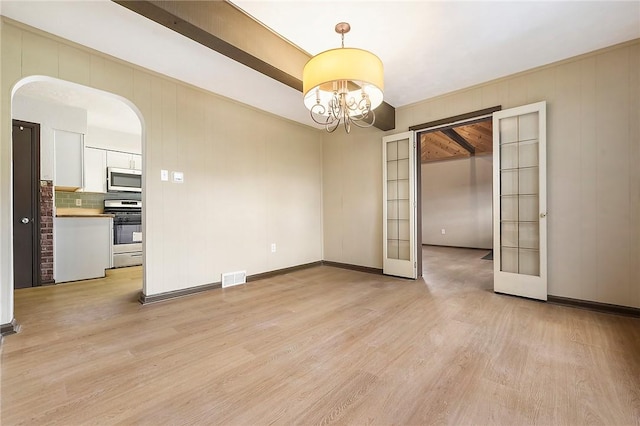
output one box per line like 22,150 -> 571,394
132,154 -> 142,170
81,148 -> 141,193
54,130 -> 84,191
83,147 -> 107,193
106,150 -> 141,170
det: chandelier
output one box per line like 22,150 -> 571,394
302,22 -> 384,133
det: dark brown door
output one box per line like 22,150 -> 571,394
12,120 -> 40,289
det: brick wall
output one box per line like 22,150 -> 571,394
40,180 -> 54,284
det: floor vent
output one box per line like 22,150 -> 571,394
221,270 -> 247,288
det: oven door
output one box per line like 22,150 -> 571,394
114,221 -> 142,245
112,215 -> 142,267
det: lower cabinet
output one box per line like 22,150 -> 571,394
54,217 -> 113,283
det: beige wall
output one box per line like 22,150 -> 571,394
323,39 -> 639,308
1,19 -> 323,323
399,40 -> 640,308
421,156 -> 492,249
322,125 -> 384,268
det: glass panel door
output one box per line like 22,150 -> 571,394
493,102 -> 547,300
383,131 -> 417,278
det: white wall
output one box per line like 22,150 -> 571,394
1,19 -> 323,324
421,155 -> 492,249
11,93 -> 86,180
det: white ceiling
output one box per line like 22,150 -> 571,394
2,0 -> 639,130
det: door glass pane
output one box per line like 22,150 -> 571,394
500,117 -> 518,144
386,138 -> 411,261
397,179 -> 409,199
501,247 -> 519,273
387,141 -> 398,161
387,181 -> 398,200
501,170 -> 518,195
518,167 -> 538,195
519,140 -> 538,168
499,113 -> 540,276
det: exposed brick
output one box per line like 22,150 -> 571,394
40,180 -> 54,282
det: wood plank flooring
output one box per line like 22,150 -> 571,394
2,246 -> 639,425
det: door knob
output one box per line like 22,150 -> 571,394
540,212 -> 547,218
20,217 -> 30,224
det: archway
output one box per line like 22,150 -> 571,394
4,76 -> 146,332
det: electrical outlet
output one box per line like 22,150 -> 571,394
270,243 -> 276,253
75,199 -> 82,207
441,228 -> 446,235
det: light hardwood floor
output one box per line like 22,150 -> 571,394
2,246 -> 639,425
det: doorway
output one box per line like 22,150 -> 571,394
410,107 -> 500,278
12,120 -> 41,289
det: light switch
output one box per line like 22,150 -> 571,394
160,169 -> 169,181
172,171 -> 184,183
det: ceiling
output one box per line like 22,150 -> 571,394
2,1 -> 639,131
420,120 -> 492,163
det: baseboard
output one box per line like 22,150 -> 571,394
139,281 -> 222,304
1,319 -> 20,336
139,261 -> 323,305
321,260 -> 383,275
548,295 -> 640,318
247,261 -> 323,282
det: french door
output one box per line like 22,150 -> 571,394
493,102 -> 547,300
383,131 -> 417,279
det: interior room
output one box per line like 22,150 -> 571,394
1,1 -> 638,424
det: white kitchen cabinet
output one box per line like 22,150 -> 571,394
132,154 -> 142,170
107,151 -> 141,170
107,150 -> 132,169
54,217 -> 113,283
54,130 -> 84,190
83,147 -> 107,193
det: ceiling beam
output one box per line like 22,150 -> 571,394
112,0 -> 396,131
441,128 -> 476,155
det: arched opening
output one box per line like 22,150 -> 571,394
8,76 -> 146,328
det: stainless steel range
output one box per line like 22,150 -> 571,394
104,199 -> 142,268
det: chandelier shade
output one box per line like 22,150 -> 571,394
302,23 -> 384,133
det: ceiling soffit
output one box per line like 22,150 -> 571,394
113,0 -> 396,131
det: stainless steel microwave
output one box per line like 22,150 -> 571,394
107,167 -> 142,192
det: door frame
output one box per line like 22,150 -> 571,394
12,119 -> 42,287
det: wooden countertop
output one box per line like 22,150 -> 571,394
55,208 -> 114,218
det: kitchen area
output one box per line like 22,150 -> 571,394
13,80 -> 143,285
